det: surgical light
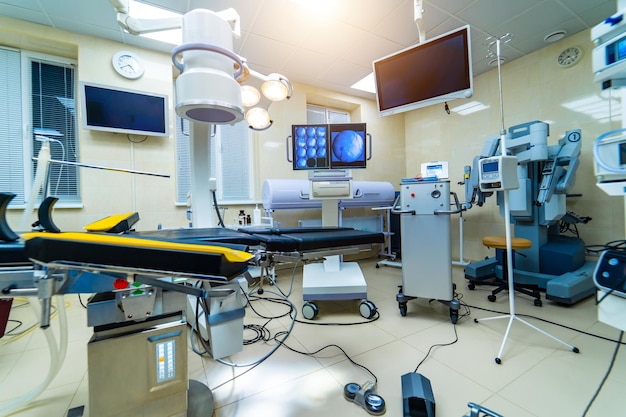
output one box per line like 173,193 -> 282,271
241,85 -> 261,107
245,107 -> 272,130
173,9 -> 244,124
262,75 -> 291,101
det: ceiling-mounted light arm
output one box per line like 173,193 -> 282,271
171,43 -> 244,79
110,0 -> 182,35
414,0 -> 425,43
110,1 -> 240,38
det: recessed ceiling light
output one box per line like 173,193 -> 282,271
544,30 -> 567,43
488,57 -> 506,66
351,72 -> 376,94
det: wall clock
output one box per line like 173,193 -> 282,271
112,50 -> 145,79
557,46 -> 582,68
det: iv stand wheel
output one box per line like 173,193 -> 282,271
302,302 -> 319,320
359,300 -> 377,319
488,294 -> 497,302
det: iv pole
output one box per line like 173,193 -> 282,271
474,35 -> 580,364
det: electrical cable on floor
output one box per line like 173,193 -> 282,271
466,302 -> 626,345
411,293 -> 471,372
272,331 -> 379,385
581,330 -> 623,417
206,286 -> 297,368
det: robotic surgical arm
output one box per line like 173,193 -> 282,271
536,129 -> 581,205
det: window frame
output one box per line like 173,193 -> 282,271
175,117 -> 255,206
0,48 -> 80,208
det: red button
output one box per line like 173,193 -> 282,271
113,279 -> 129,290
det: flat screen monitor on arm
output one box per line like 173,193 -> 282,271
373,25 -> 473,117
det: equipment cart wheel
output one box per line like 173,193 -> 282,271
302,302 -> 319,320
399,302 -> 407,317
359,300 -> 377,319
468,282 -> 475,290
488,294 -> 496,302
534,298 -> 542,307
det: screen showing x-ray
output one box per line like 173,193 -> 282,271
291,123 -> 366,170
292,124 -> 330,170
329,123 -> 366,169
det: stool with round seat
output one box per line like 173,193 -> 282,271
478,235 -> 542,307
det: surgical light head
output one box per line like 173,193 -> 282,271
111,1 -> 293,130
172,9 -> 244,124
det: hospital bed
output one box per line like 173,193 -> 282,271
0,203 -> 384,417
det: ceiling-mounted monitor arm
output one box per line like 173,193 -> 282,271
414,0 -> 425,43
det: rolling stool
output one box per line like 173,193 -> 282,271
481,236 -> 542,307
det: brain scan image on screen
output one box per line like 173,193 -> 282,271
292,124 -> 329,170
329,123 -> 367,169
332,130 -> 364,163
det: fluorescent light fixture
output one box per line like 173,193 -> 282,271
351,72 -> 375,94
130,0 -> 182,45
450,101 -> 489,115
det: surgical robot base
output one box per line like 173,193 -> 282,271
394,179 -> 460,323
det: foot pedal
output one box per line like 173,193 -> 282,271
401,372 -> 435,417
343,380 -> 386,415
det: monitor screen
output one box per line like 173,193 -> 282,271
329,123 -> 367,169
292,124 -> 330,170
81,83 -> 169,137
373,25 -> 473,117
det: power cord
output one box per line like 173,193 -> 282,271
272,331 -> 379,384
412,292 -> 471,372
582,330 -> 623,417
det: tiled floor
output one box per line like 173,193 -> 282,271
1,258 -> 624,417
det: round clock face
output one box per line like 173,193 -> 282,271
112,51 -> 145,79
557,47 -> 582,68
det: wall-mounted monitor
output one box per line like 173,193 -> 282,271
329,123 -> 366,169
81,82 -> 169,137
373,25 -> 473,117
291,123 -> 367,170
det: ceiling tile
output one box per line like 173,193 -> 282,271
0,0 -> 616,96
456,0 -> 544,33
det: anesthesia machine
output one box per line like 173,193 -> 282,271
464,121 -> 596,305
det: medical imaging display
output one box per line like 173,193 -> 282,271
329,123 -> 366,169
292,124 -> 330,170
292,123 -> 366,170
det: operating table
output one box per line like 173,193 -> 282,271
0,205 -> 384,417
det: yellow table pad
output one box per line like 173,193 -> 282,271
21,231 -> 253,264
